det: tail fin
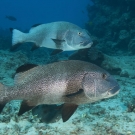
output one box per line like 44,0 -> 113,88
11,28 -> 26,46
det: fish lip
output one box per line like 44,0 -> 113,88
109,85 -> 120,95
103,85 -> 120,99
81,41 -> 93,47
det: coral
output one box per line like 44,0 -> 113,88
128,39 -> 135,55
86,0 -> 135,55
101,54 -> 135,78
126,98 -> 135,112
0,50 -> 28,85
69,47 -> 135,78
89,105 -> 106,116
28,48 -> 50,65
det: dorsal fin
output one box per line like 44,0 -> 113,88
14,64 -> 39,85
31,23 -> 42,28
16,64 -> 38,74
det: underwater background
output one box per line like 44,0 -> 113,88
0,0 -> 135,135
0,0 -> 91,29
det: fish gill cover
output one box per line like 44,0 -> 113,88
0,0 -> 135,135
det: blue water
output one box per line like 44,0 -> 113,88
0,0 -> 92,29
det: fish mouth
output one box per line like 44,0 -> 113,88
80,41 -> 93,47
104,85 -> 120,99
109,85 -> 120,95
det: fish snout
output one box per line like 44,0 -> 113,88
80,41 -> 93,47
104,77 -> 120,98
109,85 -> 120,95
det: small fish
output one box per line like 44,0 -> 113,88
0,60 -> 119,122
10,21 -> 93,54
82,10 -> 85,14
6,15 -> 17,21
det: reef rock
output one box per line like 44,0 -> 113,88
86,0 -> 135,55
101,55 -> 135,78
0,50 -> 28,85
69,48 -> 135,78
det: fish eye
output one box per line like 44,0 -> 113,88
78,32 -> 82,35
102,73 -> 107,79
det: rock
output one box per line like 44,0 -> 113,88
86,0 -> 135,54
0,50 -> 28,85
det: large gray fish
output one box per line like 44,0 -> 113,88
11,21 -> 93,54
0,60 -> 119,122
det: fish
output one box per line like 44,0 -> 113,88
6,15 -> 17,21
10,21 -> 93,54
0,60 -> 120,122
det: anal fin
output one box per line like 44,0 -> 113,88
61,103 -> 78,122
32,104 -> 62,123
18,100 -> 34,116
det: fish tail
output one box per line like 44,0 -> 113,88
10,28 -> 27,46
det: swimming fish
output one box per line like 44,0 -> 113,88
10,21 -> 93,54
0,60 -> 119,122
6,15 -> 17,21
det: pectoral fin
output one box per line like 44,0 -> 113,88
61,103 -> 78,122
52,39 -> 65,48
65,89 -> 84,98
18,100 -> 35,116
